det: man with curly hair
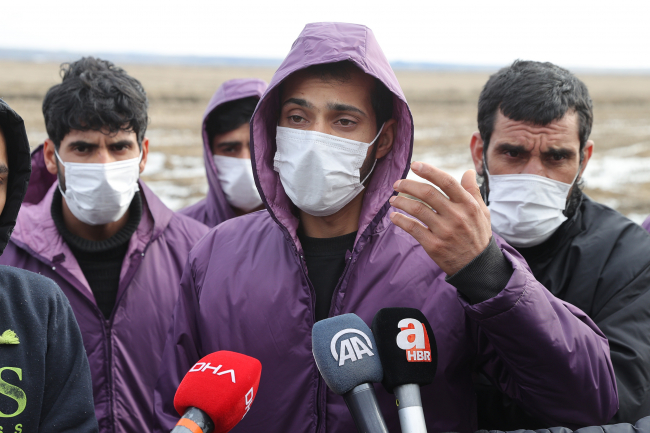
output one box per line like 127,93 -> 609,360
0,57 -> 208,433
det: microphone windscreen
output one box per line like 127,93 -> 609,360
312,313 -> 383,395
372,308 -> 437,393
174,351 -> 262,433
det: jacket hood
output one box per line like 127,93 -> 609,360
250,22 -> 413,248
199,78 -> 268,227
0,99 -> 31,255
23,144 -> 57,205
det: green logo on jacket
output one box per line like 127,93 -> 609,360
0,331 -> 18,345
0,367 -> 26,418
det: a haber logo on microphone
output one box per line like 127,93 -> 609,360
396,318 -> 432,362
330,328 -> 375,366
188,361 -> 236,383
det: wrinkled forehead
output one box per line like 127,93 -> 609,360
279,67 -> 376,110
491,110 -> 581,149
61,128 -> 139,145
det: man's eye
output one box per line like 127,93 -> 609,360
289,115 -> 304,123
338,119 -> 356,126
551,154 -> 565,161
505,150 -> 519,157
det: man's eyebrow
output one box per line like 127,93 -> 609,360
542,147 -> 575,158
67,140 -> 99,148
493,143 -> 529,153
216,141 -> 242,148
0,163 -> 8,175
109,140 -> 136,147
327,103 -> 366,117
282,98 -> 314,109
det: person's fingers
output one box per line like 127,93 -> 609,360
389,212 -> 436,251
392,179 -> 451,215
409,161 -> 470,203
389,195 -> 437,228
460,169 -> 490,221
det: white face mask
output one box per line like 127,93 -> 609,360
273,125 -> 382,217
486,166 -> 579,248
56,149 -> 141,226
213,155 -> 263,212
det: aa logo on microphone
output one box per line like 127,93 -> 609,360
189,361 -> 236,383
330,328 -> 375,366
396,318 -> 432,362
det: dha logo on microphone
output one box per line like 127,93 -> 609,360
396,318 -> 432,362
189,361 -> 236,383
330,328 -> 375,366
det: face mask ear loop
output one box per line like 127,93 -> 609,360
53,146 -> 68,196
360,123 -> 385,186
361,158 -> 378,186
482,152 -> 491,205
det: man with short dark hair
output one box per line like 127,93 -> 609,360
180,78 -> 268,227
0,98 -> 98,432
0,57 -> 208,432
469,60 -> 650,428
154,24 -> 617,433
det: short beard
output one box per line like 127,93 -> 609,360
478,172 -> 584,220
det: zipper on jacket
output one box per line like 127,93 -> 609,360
298,253 -> 326,433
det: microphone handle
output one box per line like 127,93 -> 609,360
171,407 -> 215,433
394,384 -> 427,433
343,383 -> 390,433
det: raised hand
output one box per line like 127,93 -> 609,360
389,161 -> 492,276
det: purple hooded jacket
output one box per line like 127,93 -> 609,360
642,215 -> 650,232
153,23 -> 617,433
0,157 -> 209,432
179,78 -> 268,227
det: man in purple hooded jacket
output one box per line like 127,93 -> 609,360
154,23 -> 617,433
180,78 -> 268,227
0,57 -> 209,433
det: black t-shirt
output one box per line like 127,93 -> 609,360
298,231 -> 357,322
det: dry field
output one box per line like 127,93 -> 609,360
1,60 -> 649,221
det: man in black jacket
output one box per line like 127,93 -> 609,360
0,98 -> 98,432
469,60 -> 650,428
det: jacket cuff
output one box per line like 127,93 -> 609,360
445,236 -> 514,305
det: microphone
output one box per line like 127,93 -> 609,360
171,351 -> 262,433
312,313 -> 388,433
372,308 -> 437,433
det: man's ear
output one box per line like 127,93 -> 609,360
579,140 -> 594,179
375,119 -> 397,159
43,139 -> 59,175
470,132 -> 485,175
138,137 -> 149,174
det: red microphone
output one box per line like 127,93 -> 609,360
171,351 -> 262,433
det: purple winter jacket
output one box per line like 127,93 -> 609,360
642,215 -> 650,232
153,23 -> 618,433
0,177 -> 209,432
179,78 -> 268,227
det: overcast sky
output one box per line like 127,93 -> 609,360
2,0 -> 649,70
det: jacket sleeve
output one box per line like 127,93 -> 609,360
40,282 -> 99,432
153,258 -> 204,433
466,239 -> 618,428
593,267 -> 650,424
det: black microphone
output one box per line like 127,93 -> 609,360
372,308 -> 438,433
312,313 -> 389,433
